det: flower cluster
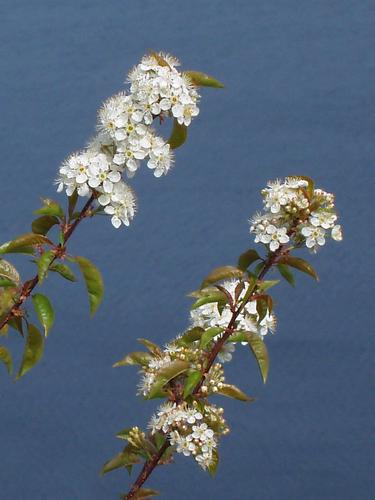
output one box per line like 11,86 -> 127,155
137,340 -> 206,398
128,53 -> 200,127
148,401 -> 228,469
137,353 -> 173,397
200,363 -> 226,394
190,279 -> 276,361
250,177 -> 343,252
57,53 -> 201,228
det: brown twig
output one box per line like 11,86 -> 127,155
0,194 -> 95,331
124,442 -> 169,499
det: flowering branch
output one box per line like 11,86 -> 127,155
0,51 -> 223,379
0,193 -> 96,333
104,176 -> 343,499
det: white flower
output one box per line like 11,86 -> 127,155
191,280 -> 276,343
147,143 -> 174,177
285,177 -> 308,189
218,342 -> 235,363
87,154 -> 121,193
56,151 -> 93,197
102,181 -> 136,228
128,52 -> 200,128
191,423 -> 214,442
262,180 -> 291,214
172,101 -> 200,126
331,224 -> 343,241
309,211 -> 337,229
301,225 -> 326,249
258,312 -> 277,337
260,224 -> 289,252
98,93 -> 138,138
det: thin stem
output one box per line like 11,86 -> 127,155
0,194 -> 95,331
123,246 -> 284,498
124,442 -> 169,500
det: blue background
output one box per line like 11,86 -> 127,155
1,1 -> 374,499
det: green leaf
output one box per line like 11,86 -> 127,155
176,327 -> 204,346
34,198 -> 64,218
191,291 -> 227,310
0,259 -> 20,285
146,377 -> 167,399
0,287 -> 19,321
0,278 -> 17,287
75,256 -> 104,315
168,119 -> 187,149
278,256 -> 319,281
32,293 -> 55,337
0,261 -> 20,319
37,250 -> 55,284
16,323 -> 44,379
188,286 -> 219,298
277,264 -> 295,287
201,266 -> 243,289
183,370 -> 202,398
113,351 -> 152,368
238,249 -> 261,271
247,332 -> 269,384
0,346 -> 13,374
153,432 -> 166,451
0,233 -> 52,254
147,360 -> 190,399
0,324 -> 8,336
57,231 -> 64,246
217,383 -> 254,402
292,175 -> 315,199
101,450 -> 140,476
229,330 -> 250,343
8,317 -> 24,336
253,261 -> 265,276
200,327 -> 224,349
257,279 -> 279,292
135,488 -> 160,498
184,70 -> 224,88
0,245 -> 35,255
256,297 -> 268,322
157,359 -> 191,383
31,215 -> 59,235
68,190 -> 78,219
49,262 -> 77,282
207,448 -> 219,477
137,338 -> 162,356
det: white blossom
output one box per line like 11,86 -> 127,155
301,225 -> 326,249
309,211 -> 337,229
148,401 -> 226,470
57,52 -> 200,229
250,177 -> 342,252
102,181 -> 136,229
190,279 -> 276,339
218,342 -> 235,363
331,224 -> 343,241
147,142 -> 174,177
